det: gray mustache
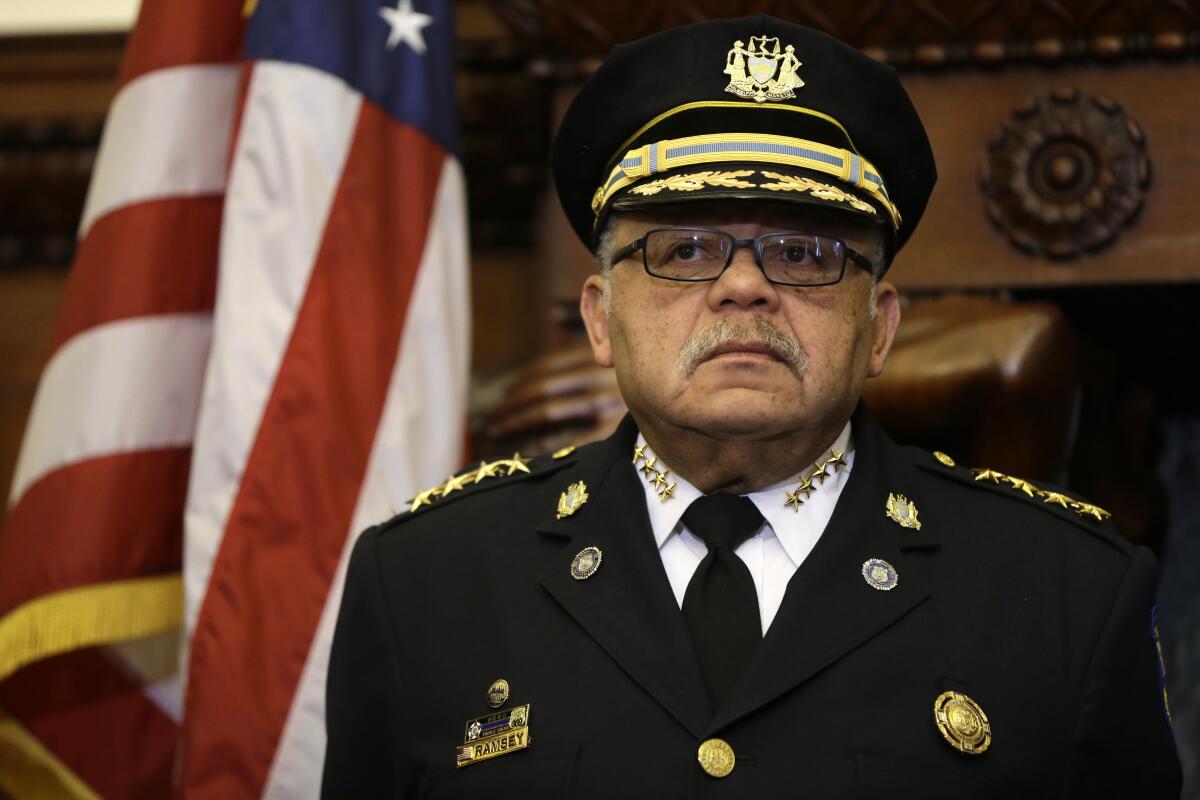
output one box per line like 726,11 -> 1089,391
675,315 -> 809,379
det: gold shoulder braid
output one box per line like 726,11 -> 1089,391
930,451 -> 1111,523
408,453 -> 533,513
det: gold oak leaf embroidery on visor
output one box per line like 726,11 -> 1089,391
758,171 -> 876,214
628,169 -> 756,196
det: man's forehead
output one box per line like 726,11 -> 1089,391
614,201 -> 884,240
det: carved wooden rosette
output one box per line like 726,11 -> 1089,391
980,90 -> 1150,260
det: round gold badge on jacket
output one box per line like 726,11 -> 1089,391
697,738 -> 735,777
933,691 -> 992,755
570,546 -> 602,580
486,678 -> 509,708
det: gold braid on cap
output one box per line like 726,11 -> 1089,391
592,131 -> 899,229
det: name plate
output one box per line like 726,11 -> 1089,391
455,704 -> 531,767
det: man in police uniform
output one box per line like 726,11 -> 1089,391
322,16 -> 1181,799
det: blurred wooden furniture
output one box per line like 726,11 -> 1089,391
480,296 -> 1080,483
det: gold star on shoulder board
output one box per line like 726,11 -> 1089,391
407,486 -> 442,513
1038,490 -> 1072,508
474,460 -> 501,483
1003,475 -> 1038,497
973,468 -> 1004,483
441,470 -> 476,496
504,453 -> 532,475
1071,501 -> 1112,521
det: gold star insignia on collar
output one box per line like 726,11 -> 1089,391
973,468 -> 1004,483
632,444 -> 646,463
809,462 -> 830,484
552,445 -> 576,459
658,482 -> 677,503
784,488 -> 805,511
826,449 -> 848,471
640,456 -> 658,477
1003,475 -> 1038,497
1038,490 -> 1072,508
652,469 -> 670,491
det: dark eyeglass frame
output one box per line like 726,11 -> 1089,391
609,226 -> 875,287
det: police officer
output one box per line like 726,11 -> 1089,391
322,16 -> 1181,798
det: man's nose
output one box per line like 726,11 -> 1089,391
709,246 -> 779,309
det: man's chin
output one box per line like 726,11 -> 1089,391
673,391 -> 801,440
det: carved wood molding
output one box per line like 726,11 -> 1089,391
490,0 -> 1200,70
980,89 -> 1150,260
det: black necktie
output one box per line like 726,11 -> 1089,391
681,493 -> 765,707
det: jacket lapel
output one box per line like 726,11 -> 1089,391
538,416 -> 713,739
709,407 -> 940,733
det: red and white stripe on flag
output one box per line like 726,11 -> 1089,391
0,0 -> 470,796
0,1 -> 247,796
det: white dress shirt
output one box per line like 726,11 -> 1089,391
635,422 -> 854,634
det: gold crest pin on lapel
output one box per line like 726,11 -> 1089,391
556,481 -> 589,519
933,691 -> 992,755
886,493 -> 921,530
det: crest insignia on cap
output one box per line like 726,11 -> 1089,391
723,35 -> 804,103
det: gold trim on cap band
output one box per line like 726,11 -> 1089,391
592,131 -> 899,229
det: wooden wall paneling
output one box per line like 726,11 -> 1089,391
892,63 -> 1200,290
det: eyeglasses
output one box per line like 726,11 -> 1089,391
609,227 -> 875,287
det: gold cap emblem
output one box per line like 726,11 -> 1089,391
697,738 -> 736,777
886,493 -> 922,530
933,691 -> 992,755
861,558 -> 899,591
723,35 -> 804,103
486,678 -> 509,708
570,546 -> 602,580
556,481 -> 589,519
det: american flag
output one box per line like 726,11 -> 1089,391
0,0 -> 469,796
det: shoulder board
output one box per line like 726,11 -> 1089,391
402,448 -> 580,517
915,449 -> 1129,549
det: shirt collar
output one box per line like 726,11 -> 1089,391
634,421 -> 855,559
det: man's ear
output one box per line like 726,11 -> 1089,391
580,274 -> 614,368
867,280 -> 901,378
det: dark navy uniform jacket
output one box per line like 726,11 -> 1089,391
321,407 -> 1181,799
